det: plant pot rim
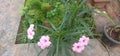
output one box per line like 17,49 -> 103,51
104,24 -> 120,44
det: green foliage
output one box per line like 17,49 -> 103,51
19,0 -> 96,56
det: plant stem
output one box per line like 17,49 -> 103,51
56,37 -> 60,56
95,9 -> 115,25
103,13 -> 115,25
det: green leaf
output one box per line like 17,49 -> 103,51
79,0 -> 87,8
47,45 -> 56,56
77,8 -> 93,17
94,9 -> 115,25
58,11 -> 69,30
41,2 -> 50,10
80,19 -> 94,38
55,37 -> 60,56
61,42 -> 71,56
19,10 -> 25,15
47,20 -> 57,31
38,25 -> 54,32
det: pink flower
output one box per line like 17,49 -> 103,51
79,36 -> 89,46
37,35 -> 51,49
29,24 -> 34,30
72,42 -> 85,53
37,42 -> 46,49
27,24 -> 35,40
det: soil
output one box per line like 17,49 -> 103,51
106,25 -> 120,41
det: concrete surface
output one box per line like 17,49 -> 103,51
0,0 -> 120,56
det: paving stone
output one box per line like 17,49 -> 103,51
0,0 -> 120,56
0,0 -> 25,56
13,44 -> 48,56
0,46 -> 6,55
109,46 -> 120,56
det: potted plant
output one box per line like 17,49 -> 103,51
102,22 -> 120,47
17,0 -> 96,56
96,9 -> 120,47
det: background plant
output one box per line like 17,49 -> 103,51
18,0 -> 96,56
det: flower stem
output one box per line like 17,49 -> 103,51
56,37 -> 60,56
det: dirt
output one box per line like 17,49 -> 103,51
107,26 -> 120,41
